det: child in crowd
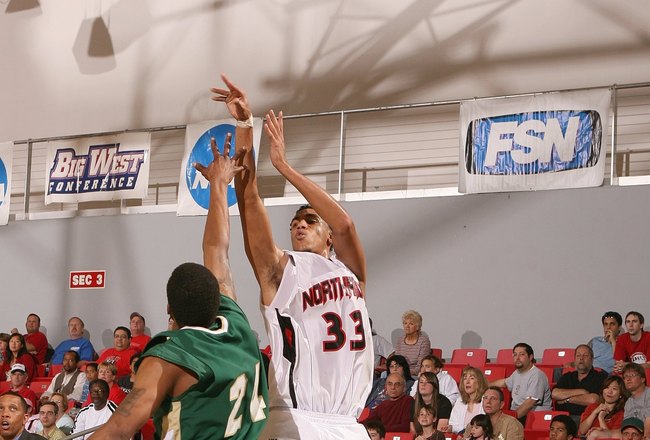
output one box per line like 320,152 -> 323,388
415,405 -> 445,440
468,414 -> 493,440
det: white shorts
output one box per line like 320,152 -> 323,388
258,407 -> 369,440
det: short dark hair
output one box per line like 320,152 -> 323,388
626,311 -> 645,325
27,313 -> 41,325
421,354 -> 444,369
167,262 -> 220,328
64,350 -> 80,363
40,401 -> 59,416
90,379 -> 110,395
114,326 -> 131,339
602,311 -> 622,326
486,386 -> 504,402
85,362 -> 98,371
364,420 -> 386,438
551,414 -> 577,437
513,342 -> 534,357
0,391 -> 28,413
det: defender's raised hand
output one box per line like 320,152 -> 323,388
194,133 -> 245,185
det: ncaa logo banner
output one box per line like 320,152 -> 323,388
0,142 -> 13,226
459,88 -> 612,194
45,133 -> 151,204
177,118 -> 263,216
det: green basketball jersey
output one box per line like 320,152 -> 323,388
141,296 -> 268,439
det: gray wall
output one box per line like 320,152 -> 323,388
2,184 -> 648,358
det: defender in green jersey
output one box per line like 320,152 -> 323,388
90,133 -> 268,439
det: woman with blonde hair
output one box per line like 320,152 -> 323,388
447,366 -> 488,433
395,310 -> 431,376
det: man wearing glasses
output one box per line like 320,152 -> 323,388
622,363 -> 650,437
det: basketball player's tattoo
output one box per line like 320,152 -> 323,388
114,387 -> 145,416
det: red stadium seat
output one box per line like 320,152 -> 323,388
28,378 -> 52,398
495,348 -> 513,364
138,419 -> 155,440
524,411 -> 569,430
49,364 -> 63,377
0,382 -> 10,394
385,433 -> 414,440
358,407 -> 370,423
481,365 -> 507,382
540,348 -> 574,366
443,433 -> 458,440
536,365 -> 560,387
37,364 -> 47,377
441,365 -> 464,385
524,429 -> 550,440
431,348 -> 443,360
450,348 -> 487,368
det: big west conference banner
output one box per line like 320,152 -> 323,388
459,88 -> 612,193
177,118 -> 263,216
45,133 -> 151,204
0,142 -> 13,226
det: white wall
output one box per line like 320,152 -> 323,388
1,185 -> 649,358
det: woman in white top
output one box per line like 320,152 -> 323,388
447,366 -> 488,434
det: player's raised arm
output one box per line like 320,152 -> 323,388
194,133 -> 245,301
212,75 -> 286,304
264,110 -> 367,291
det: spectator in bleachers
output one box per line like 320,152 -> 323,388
127,312 -> 151,352
364,420 -> 386,440
117,353 -> 139,393
48,393 -> 75,435
413,371 -> 453,432
614,311 -> 650,374
96,326 -> 140,379
11,314 -> 49,364
579,375 -> 628,439
478,386 -> 523,440
490,343 -> 552,423
41,351 -> 86,405
366,372 -> 414,432
0,333 -> 9,366
589,311 -> 622,373
448,366 -> 488,433
621,417 -> 645,440
467,414 -> 493,440
82,362 -> 126,407
36,401 -> 66,440
366,354 -> 413,410
1,333 -> 37,382
51,317 -> 96,365
370,318 -> 394,376
414,404 -> 445,440
415,355 -> 460,405
622,363 -> 650,434
395,310 -> 431,377
549,414 -> 578,440
73,379 -> 117,440
8,363 -> 38,415
552,344 -> 608,423
79,363 -> 98,403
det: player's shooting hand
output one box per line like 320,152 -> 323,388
211,74 -> 251,122
194,133 -> 245,185
264,109 -> 288,169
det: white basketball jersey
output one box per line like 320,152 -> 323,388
262,251 -> 373,417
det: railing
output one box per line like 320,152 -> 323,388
7,81 -> 650,221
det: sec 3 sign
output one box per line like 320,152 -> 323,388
69,271 -> 106,289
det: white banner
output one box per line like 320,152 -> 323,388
459,88 -> 612,194
45,133 -> 151,204
177,118 -> 263,216
0,142 -> 13,226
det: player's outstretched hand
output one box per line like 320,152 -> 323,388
264,109 -> 288,169
194,133 -> 245,185
211,74 -> 251,122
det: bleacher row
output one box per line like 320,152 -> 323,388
366,347 -> 649,440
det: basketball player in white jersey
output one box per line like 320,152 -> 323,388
212,75 -> 373,439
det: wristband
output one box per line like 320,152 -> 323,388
236,115 -> 254,128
